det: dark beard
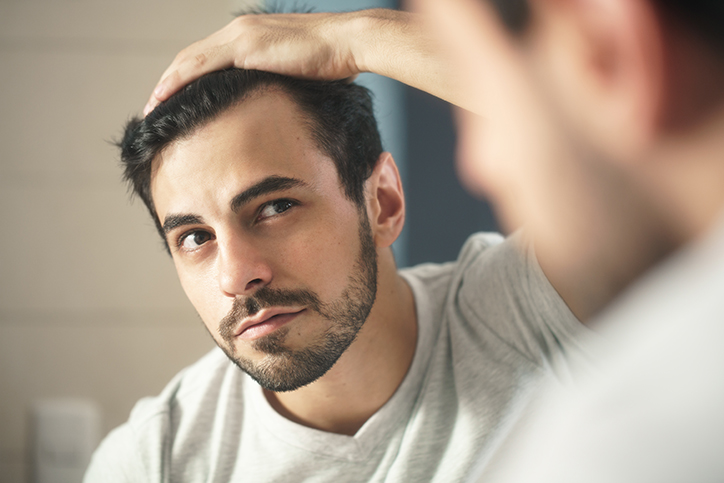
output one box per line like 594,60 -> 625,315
214,210 -> 378,392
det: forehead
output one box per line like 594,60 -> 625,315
150,91 -> 341,217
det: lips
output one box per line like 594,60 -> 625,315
233,307 -> 305,339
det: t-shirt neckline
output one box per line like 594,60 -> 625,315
245,274 -> 436,461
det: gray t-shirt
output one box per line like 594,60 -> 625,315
84,233 -> 589,482
473,216 -> 724,483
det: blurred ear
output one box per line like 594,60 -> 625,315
365,152 -> 405,248
530,0 -> 665,162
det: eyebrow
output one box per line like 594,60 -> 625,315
161,175 -> 307,236
162,214 -> 204,236
230,175 -> 307,213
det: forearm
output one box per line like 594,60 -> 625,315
347,9 -> 463,109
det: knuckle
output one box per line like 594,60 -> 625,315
173,45 -> 194,64
193,52 -> 208,67
173,50 -> 186,63
232,14 -> 254,28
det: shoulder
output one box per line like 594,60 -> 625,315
402,231 -> 527,308
452,231 -> 568,320
83,423 -> 144,482
456,232 -> 508,266
410,231 -> 590,377
129,348 -> 234,426
85,348 -> 241,481
400,232 -> 505,302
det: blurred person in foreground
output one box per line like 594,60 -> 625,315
84,11 -> 595,481
144,0 -> 724,481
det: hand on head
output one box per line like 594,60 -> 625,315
144,11 -> 362,116
144,8 -> 456,116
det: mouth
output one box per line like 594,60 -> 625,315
233,307 -> 306,341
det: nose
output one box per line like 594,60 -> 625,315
217,234 -> 272,297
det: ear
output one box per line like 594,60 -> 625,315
531,0 -> 665,161
365,152 -> 405,248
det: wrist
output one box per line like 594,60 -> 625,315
345,9 -> 406,74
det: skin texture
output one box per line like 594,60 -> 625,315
213,211 -> 378,393
151,90 -> 416,435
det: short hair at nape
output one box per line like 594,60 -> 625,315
656,0 -> 724,57
490,0 -> 724,58
117,69 -> 383,247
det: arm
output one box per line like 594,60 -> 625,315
83,425 -> 147,482
145,9 -> 461,115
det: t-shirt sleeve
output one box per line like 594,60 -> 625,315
83,424 -> 147,482
83,393 -> 172,483
454,232 -> 594,379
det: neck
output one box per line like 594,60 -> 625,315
540,94 -> 724,323
648,105 -> 724,244
536,154 -> 680,323
651,18 -> 724,243
264,248 -> 417,435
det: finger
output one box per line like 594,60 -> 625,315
156,22 -> 240,95
144,45 -> 238,116
143,70 -> 179,116
143,96 -> 156,117
161,46 -> 237,98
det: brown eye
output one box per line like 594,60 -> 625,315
180,231 -> 212,250
258,199 -> 296,221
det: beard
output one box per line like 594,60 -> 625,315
213,210 -> 378,392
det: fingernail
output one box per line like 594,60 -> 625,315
143,103 -> 152,116
154,84 -> 165,97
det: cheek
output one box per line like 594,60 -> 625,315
276,217 -> 361,290
176,261 -> 227,331
455,109 -> 496,197
456,108 -> 545,235
455,108 -> 521,221
169,204 -> 364,323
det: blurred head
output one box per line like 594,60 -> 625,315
417,0 -> 724,310
117,70 -> 406,391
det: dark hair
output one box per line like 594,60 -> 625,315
656,1 -> 724,55
487,0 -> 530,34
118,69 -> 382,246
488,0 -> 724,56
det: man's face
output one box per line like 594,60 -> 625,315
417,0 -> 660,288
150,90 -> 378,392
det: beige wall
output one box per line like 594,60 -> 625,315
0,0 -> 257,481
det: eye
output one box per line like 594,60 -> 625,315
178,230 -> 213,251
257,199 -> 296,221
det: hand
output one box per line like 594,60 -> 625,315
144,11 -> 367,115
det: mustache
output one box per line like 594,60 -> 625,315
219,286 -> 322,342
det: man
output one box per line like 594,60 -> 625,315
143,0 -> 724,481
428,1 -> 724,481
85,69 -> 588,481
